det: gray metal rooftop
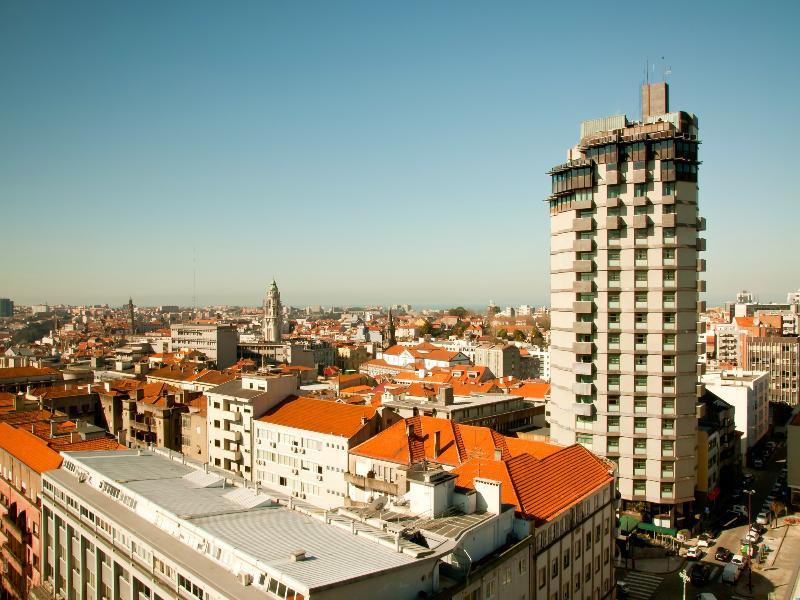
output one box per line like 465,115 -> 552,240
59,450 -> 437,594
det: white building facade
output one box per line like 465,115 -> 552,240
701,369 -> 770,452
206,374 -> 297,476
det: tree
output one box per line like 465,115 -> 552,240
770,500 -> 786,528
512,329 -> 527,342
447,307 -> 468,318
420,321 -> 433,336
496,329 -> 508,340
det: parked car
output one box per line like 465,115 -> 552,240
757,511 -> 770,525
696,594 -> 719,600
715,547 -> 733,562
691,563 -> 712,586
616,580 -> 630,597
753,458 -> 765,469
744,531 -> 760,545
687,546 -> 702,559
697,533 -> 714,547
731,554 -> 749,568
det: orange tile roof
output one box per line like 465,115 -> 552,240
0,422 -> 63,473
735,317 -> 755,328
350,416 -> 562,467
0,366 -> 62,380
258,396 -> 376,438
452,444 -> 613,522
512,382 -> 550,399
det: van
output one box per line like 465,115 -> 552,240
722,563 -> 741,584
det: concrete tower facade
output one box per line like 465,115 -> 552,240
546,82 -> 706,528
263,280 -> 283,343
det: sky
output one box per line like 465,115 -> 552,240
1,0 -> 798,309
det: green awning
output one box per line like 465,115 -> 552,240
637,522 -> 678,536
619,515 -> 640,533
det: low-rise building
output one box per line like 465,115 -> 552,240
170,323 -> 239,369
0,367 -> 63,393
701,370 -> 770,453
788,410 -> 800,506
253,397 -> 380,508
206,373 -> 298,476
743,335 -> 800,405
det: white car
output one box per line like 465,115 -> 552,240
731,554 -> 749,568
744,531 -> 760,544
687,546 -> 702,559
756,511 -> 770,525
697,533 -> 713,547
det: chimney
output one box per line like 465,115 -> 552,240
433,431 -> 441,459
641,81 -> 669,120
360,416 -> 368,426
13,393 -> 25,412
104,382 -> 111,393
437,385 -> 454,406
134,388 -> 144,401
50,420 -> 58,438
493,448 -> 502,461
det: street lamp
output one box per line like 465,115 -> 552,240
679,568 -> 690,600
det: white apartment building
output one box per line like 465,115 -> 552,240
547,81 -> 703,528
170,323 -> 239,369
701,369 -> 770,452
713,323 -> 741,365
528,346 -> 551,381
206,374 -> 297,476
253,397 -> 379,509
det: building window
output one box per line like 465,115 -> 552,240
539,567 -> 546,589
607,437 -> 619,452
661,483 -> 674,498
634,398 -> 647,413
662,440 -> 674,457
633,459 -> 646,476
662,398 -> 675,414
634,417 -> 647,433
634,376 -> 647,392
661,462 -> 674,478
607,416 -> 620,432
662,419 -> 675,435
608,333 -> 620,350
607,374 -> 620,391
577,434 -> 593,449
634,439 -> 647,455
634,480 -> 646,495
608,396 -> 619,412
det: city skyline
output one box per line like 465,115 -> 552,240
2,1 -> 799,307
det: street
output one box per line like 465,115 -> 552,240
617,438 -> 798,600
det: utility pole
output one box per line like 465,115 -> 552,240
744,488 -> 755,592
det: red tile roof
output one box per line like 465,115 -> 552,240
512,382 -> 550,400
0,422 -> 63,473
0,366 -> 62,381
452,444 -> 613,522
350,416 -> 562,467
258,396 -> 376,438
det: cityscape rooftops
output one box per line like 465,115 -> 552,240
51,450 -> 438,596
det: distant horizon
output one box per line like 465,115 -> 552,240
1,2 -> 798,307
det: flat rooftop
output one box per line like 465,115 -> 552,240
54,450 -> 437,595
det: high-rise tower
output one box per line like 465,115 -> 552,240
128,298 -> 135,336
546,82 -> 705,528
263,280 -> 283,343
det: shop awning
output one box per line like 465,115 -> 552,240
618,515 -> 640,533
637,522 -> 678,536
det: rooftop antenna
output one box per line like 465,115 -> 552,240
192,247 -> 197,318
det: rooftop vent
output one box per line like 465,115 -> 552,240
290,549 -> 306,562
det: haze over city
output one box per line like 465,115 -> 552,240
2,0 -> 799,307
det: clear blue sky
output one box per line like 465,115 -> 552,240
1,0 -> 798,309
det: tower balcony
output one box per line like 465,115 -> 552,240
662,213 -> 677,228
606,216 -> 622,230
573,239 -> 594,252
573,322 -> 593,335
573,301 -> 594,314
573,217 -> 595,232
573,260 -> 595,273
